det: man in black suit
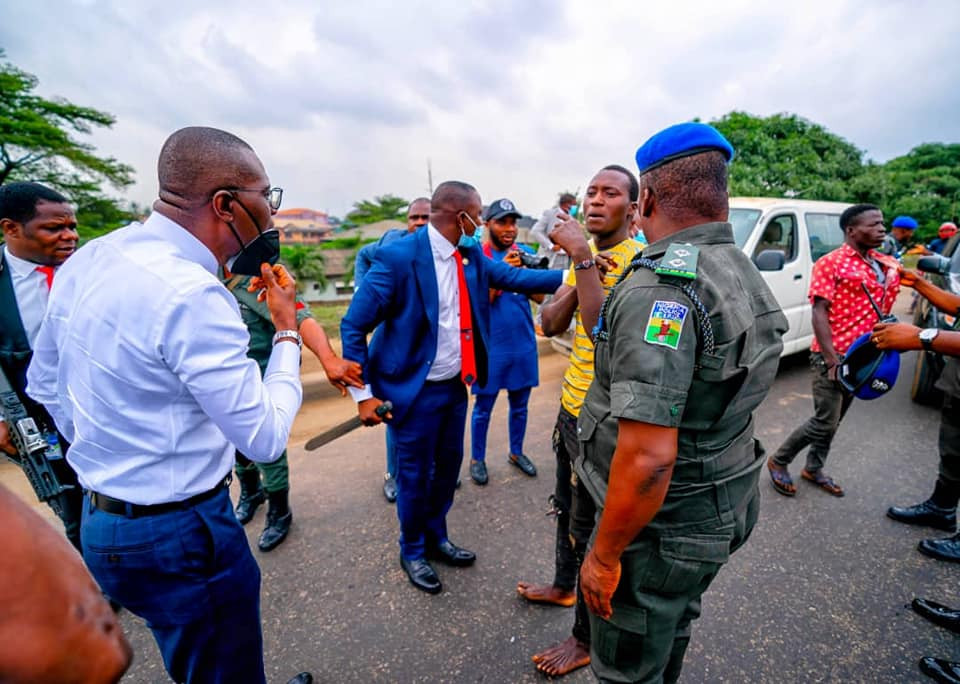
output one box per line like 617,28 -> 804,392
0,181 -> 84,550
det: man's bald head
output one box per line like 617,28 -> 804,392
157,127 -> 263,202
431,181 -> 479,214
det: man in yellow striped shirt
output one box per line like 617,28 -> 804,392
517,165 -> 643,677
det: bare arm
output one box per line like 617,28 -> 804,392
873,323 -> 960,356
580,420 -> 678,619
549,216 -> 604,337
811,297 -> 839,376
540,283 -> 579,336
299,317 -> 364,396
903,270 -> 960,313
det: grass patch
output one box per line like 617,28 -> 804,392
308,302 -> 349,339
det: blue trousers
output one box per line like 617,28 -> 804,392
385,424 -> 397,478
395,378 -> 467,560
470,387 -> 532,462
82,487 -> 265,684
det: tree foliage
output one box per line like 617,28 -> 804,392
0,51 -> 136,235
711,111 -> 864,201
712,112 -> 959,242
280,245 -> 327,292
345,194 -> 408,225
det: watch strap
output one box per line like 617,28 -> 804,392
273,329 -> 302,349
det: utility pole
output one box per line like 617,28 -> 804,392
427,158 -> 433,195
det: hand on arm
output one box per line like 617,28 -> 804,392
298,318 -> 364,396
580,420 -> 678,618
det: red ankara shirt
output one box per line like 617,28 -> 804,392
808,243 -> 901,356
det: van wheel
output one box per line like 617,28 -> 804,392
911,349 -> 943,406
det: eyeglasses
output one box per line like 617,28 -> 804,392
407,214 -> 430,221
221,186 -> 284,211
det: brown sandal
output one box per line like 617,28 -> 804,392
801,469 -> 844,497
767,459 -> 796,496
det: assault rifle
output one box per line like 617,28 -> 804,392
0,365 -> 71,517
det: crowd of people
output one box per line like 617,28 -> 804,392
1,119 -> 959,684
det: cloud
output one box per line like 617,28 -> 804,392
1,0 -> 958,216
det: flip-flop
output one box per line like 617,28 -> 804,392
801,469 -> 845,497
767,459 -> 796,496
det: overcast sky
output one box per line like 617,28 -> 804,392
2,0 -> 959,218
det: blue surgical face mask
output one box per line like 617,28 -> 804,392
458,212 -> 483,249
568,205 -> 578,218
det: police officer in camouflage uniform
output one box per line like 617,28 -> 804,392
549,123 -> 787,682
224,270 -> 362,551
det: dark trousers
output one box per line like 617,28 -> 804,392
385,425 -> 398,478
81,487 -> 265,684
772,352 -> 853,473
49,455 -> 84,551
937,393 -> 960,496
471,386 -> 533,461
553,406 -> 595,644
395,378 -> 467,560
235,450 -> 289,493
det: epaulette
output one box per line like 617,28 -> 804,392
592,250 -> 715,364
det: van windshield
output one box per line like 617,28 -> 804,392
729,209 -> 761,247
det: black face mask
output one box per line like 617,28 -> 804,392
224,195 -> 280,276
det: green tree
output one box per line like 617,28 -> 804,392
280,245 -> 327,292
711,111 -> 864,201
0,50 -> 135,233
346,194 -> 408,225
850,143 -> 960,241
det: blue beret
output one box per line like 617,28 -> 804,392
635,122 -> 735,175
891,215 -> 918,230
838,332 -> 900,400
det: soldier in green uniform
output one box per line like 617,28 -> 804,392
549,122 -> 788,683
224,270 -> 363,550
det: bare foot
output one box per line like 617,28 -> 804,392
532,636 -> 591,676
517,581 -> 576,607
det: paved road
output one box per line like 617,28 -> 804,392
9,315 -> 957,682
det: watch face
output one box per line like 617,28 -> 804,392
920,329 -> 938,341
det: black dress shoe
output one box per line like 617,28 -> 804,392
286,673 -> 313,684
913,598 -> 960,634
383,473 -> 398,503
920,657 -> 960,683
919,533 -> 960,563
258,489 -> 293,552
427,540 -> 476,567
470,459 -> 488,485
400,555 -> 442,594
508,453 -> 537,477
887,500 -> 956,531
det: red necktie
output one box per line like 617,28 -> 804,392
35,265 -> 55,290
453,250 -> 477,386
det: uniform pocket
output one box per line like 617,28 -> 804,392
634,531 -> 732,595
592,602 -> 647,676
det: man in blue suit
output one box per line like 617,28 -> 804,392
341,181 -> 563,594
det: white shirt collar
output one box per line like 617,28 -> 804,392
3,246 -> 48,279
427,223 -> 457,260
145,211 -> 220,275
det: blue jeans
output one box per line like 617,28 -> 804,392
82,487 -> 265,684
470,387 -> 532,462
394,378 -> 467,560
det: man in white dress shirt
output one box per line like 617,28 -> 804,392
27,127 -> 311,684
0,181 -> 84,550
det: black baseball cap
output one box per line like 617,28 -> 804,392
483,198 -> 522,222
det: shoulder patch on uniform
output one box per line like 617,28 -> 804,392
644,300 -> 689,350
655,243 -> 699,280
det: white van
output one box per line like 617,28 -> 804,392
730,198 -> 850,356
547,197 -> 851,358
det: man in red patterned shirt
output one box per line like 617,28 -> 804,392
768,204 -> 899,497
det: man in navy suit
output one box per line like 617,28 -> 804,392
341,181 -> 563,594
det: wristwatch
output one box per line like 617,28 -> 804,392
573,258 -> 596,271
919,328 -> 939,351
272,329 -> 303,350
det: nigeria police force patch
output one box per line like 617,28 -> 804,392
644,300 -> 689,350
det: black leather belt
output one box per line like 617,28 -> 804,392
88,476 -> 230,518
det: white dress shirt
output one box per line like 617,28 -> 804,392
347,223 -> 462,402
4,248 -> 53,346
26,212 -> 303,505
